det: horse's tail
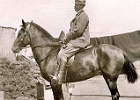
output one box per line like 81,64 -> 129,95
122,54 -> 138,83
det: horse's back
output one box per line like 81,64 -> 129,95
97,44 -> 123,52
96,44 -> 125,63
70,44 -> 124,67
75,44 -> 124,59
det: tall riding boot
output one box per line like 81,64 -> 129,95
53,65 -> 60,80
58,62 -> 67,84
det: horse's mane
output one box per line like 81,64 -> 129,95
30,22 -> 59,41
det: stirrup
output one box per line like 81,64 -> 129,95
52,75 -> 62,85
53,74 -> 60,80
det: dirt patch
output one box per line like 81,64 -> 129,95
0,57 -> 41,100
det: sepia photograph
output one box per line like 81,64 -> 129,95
0,0 -> 140,100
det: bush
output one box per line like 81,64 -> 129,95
0,57 -> 41,100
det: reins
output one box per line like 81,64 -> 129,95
31,41 -> 61,63
32,44 -> 61,63
32,44 -> 56,50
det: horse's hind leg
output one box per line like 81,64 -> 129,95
103,75 -> 120,100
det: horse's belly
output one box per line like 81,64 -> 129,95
67,67 -> 102,82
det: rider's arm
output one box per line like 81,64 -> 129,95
66,13 -> 89,41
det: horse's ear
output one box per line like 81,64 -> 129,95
31,20 -> 33,23
59,31 -> 65,40
22,19 -> 26,28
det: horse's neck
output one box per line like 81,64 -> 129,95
29,25 -> 60,63
29,32 -> 48,47
31,46 -> 59,76
29,25 -> 59,47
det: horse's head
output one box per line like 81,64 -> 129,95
12,19 -> 66,53
12,19 -> 31,53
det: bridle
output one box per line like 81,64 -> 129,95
19,25 -> 61,63
18,27 -> 30,47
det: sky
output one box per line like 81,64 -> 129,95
1,0 -> 140,37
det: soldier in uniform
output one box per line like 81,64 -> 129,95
53,0 -> 90,84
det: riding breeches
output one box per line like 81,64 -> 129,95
57,42 -> 80,64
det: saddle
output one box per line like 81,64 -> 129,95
67,45 -> 92,67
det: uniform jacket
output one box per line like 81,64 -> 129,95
66,10 -> 90,48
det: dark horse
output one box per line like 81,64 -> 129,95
12,20 -> 138,100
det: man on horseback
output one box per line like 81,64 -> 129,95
53,0 -> 90,84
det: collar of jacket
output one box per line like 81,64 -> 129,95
76,9 -> 84,16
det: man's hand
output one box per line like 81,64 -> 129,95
62,37 -> 68,44
59,37 -> 68,48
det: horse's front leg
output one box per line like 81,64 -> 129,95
50,81 -> 64,100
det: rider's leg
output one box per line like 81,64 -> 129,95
58,60 -> 67,84
54,43 -> 80,84
55,49 -> 68,84
53,46 -> 67,80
